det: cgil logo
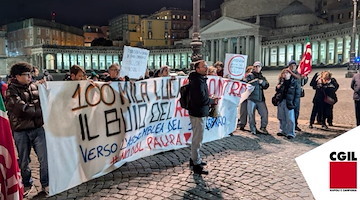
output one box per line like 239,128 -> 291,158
329,151 -> 357,191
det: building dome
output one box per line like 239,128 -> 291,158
278,0 -> 313,17
277,0 -> 321,28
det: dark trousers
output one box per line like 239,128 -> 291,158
356,100 -> 360,126
322,104 -> 332,126
310,102 -> 323,125
294,98 -> 300,127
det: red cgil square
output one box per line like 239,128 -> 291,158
330,162 -> 357,189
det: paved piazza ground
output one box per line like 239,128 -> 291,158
26,67 -> 356,199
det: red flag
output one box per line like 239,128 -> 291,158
0,96 -> 24,200
298,42 -> 312,76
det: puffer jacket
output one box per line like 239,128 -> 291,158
188,71 -> 215,117
276,77 -> 300,110
5,80 -> 44,131
351,73 -> 360,101
245,71 -> 269,102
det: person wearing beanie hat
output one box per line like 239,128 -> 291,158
253,61 -> 262,67
245,61 -> 269,135
288,60 -> 296,66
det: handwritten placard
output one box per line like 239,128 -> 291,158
121,46 -> 150,79
224,54 -> 247,80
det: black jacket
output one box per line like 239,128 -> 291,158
276,77 -> 300,110
188,72 -> 214,117
245,71 -> 269,102
310,73 -> 338,104
5,80 -> 44,131
351,73 -> 360,101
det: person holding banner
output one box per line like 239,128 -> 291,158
5,62 -> 49,196
104,63 -> 125,82
158,65 -> 171,77
214,61 -> 224,77
69,65 -> 87,81
188,60 -> 219,175
245,61 -> 269,135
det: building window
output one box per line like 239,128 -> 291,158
350,11 -> 353,19
148,21 -> 152,29
183,15 -> 186,20
131,16 -> 135,24
37,28 -> 41,35
172,15 -> 176,19
338,13 -> 343,19
177,15 -> 180,19
164,16 -> 168,20
165,22 -> 168,30
46,29 -> 50,36
164,32 -> 168,39
148,31 -> 152,39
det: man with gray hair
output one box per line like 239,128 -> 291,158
245,61 -> 269,134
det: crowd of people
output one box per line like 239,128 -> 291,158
1,59 -> 360,191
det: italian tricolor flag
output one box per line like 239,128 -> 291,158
298,41 -> 312,76
0,96 -> 23,200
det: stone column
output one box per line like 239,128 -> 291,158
227,38 -> 232,54
342,37 -> 347,63
215,40 -> 219,61
219,39 -> 224,62
268,46 -> 271,66
245,36 -> 250,56
236,37 -> 241,54
245,36 -> 250,65
284,45 -> 288,66
210,40 -> 215,62
325,40 -> 329,64
54,54 -> 58,70
334,38 -> 338,64
292,44 -> 296,61
254,36 -> 261,62
318,41 -> 322,64
276,46 -> 280,66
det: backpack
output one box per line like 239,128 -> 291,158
180,84 -> 190,110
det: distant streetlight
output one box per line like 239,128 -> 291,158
190,0 -> 202,63
347,0 -> 359,77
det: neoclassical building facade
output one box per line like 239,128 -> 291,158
200,0 -> 359,67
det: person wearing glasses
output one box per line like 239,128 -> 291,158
5,62 -> 49,196
104,63 -> 125,82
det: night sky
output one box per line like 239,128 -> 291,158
0,0 -> 223,27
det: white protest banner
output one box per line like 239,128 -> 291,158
38,77 -> 251,196
120,46 -> 150,79
224,54 -> 248,80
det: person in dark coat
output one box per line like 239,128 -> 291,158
309,71 -> 338,129
276,69 -> 301,139
188,60 -> 219,175
5,62 -> 49,196
351,73 -> 360,126
245,61 -> 270,135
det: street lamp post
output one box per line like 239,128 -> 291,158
347,0 -> 359,77
190,0 -> 203,63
